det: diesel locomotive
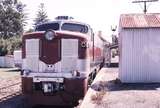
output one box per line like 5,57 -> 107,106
21,16 -> 105,106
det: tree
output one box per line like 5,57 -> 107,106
34,3 -> 49,26
0,0 -> 27,39
0,0 -> 26,55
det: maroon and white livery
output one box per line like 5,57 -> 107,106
21,16 -> 104,106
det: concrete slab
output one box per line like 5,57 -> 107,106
80,68 -> 160,108
80,68 -> 118,108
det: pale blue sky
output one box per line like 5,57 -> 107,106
21,0 -> 160,41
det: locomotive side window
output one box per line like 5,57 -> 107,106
61,23 -> 88,33
35,23 -> 59,31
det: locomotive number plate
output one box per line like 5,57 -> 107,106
33,77 -> 64,83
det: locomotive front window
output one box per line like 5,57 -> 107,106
35,23 -> 59,31
61,23 -> 88,33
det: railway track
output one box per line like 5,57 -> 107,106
0,79 -> 21,102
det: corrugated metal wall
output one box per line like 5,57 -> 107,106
119,28 -> 160,83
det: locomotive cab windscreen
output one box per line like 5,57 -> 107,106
35,23 -> 60,31
35,22 -> 90,35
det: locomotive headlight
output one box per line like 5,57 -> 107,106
45,30 -> 55,41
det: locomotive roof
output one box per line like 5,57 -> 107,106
36,20 -> 91,28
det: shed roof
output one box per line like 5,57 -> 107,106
120,13 -> 160,28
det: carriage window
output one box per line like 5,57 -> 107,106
61,23 -> 88,33
35,23 -> 59,31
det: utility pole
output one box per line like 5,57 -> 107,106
132,0 -> 158,14
111,25 -> 117,45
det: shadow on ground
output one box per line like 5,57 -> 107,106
91,80 -> 160,92
0,95 -> 75,108
0,95 -> 29,108
33,105 -> 74,108
6,68 -> 21,72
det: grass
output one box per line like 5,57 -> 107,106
90,81 -> 108,105
90,90 -> 106,105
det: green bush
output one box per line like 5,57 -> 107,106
0,36 -> 22,56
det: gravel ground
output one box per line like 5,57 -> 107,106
0,68 -> 21,100
81,68 -> 160,108
0,68 -> 20,88
0,68 -> 28,108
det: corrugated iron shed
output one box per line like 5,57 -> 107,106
120,13 -> 160,28
119,13 -> 160,83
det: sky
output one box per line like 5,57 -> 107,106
20,0 -> 160,41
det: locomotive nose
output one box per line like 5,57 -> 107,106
22,31 -> 88,74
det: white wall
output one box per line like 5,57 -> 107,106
0,56 -> 15,68
119,28 -> 160,83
